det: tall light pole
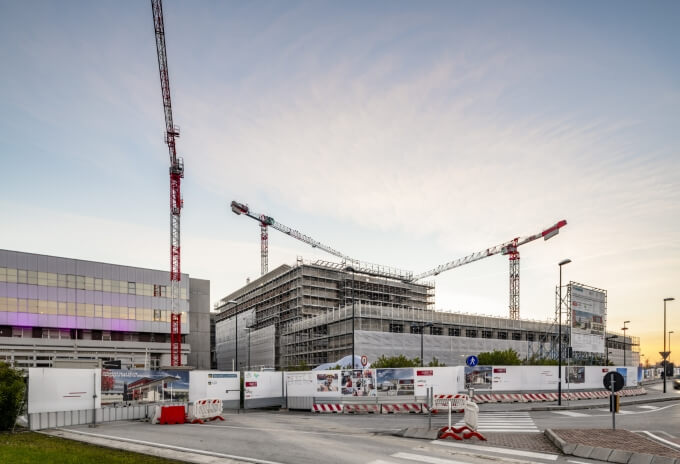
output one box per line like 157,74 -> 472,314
622,321 -> 630,366
663,297 -> 674,393
558,258 -> 571,406
421,322 -> 433,367
345,266 -> 356,369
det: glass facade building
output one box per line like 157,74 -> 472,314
0,249 -> 210,370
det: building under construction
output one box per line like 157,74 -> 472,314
214,260 -> 638,370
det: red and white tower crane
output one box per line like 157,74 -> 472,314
412,220 -> 567,320
152,0 -> 183,366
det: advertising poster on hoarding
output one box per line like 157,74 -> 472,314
101,369 -> 189,405
316,372 -> 339,393
465,366 -> 492,387
570,284 -> 606,353
377,368 -> 414,396
341,369 -> 376,396
567,366 -> 585,384
617,367 -> 628,387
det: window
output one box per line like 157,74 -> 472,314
85,277 -> 94,291
128,307 -> 135,320
431,326 -> 443,336
67,274 -> 76,289
58,273 -> 67,287
526,333 -> 535,342
497,331 -> 507,340
465,329 -> 477,338
17,270 -> 27,284
76,275 -> 86,290
389,323 -> 403,333
512,332 -> 521,341
94,305 -> 103,318
94,278 -> 103,291
411,325 -> 422,334
482,330 -> 493,339
153,309 -> 163,322
27,270 -> 38,285
127,282 -> 136,294
449,327 -> 461,336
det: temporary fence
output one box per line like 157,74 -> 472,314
187,399 -> 224,424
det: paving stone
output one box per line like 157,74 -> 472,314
608,450 -> 633,463
629,453 -> 655,464
574,444 -> 595,458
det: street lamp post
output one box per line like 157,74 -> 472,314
421,322 -> 433,367
558,259 -> 571,406
622,321 -> 630,366
663,297 -> 674,393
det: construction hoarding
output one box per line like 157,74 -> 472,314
570,283 -> 606,354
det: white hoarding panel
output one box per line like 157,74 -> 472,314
244,371 -> 282,400
29,368 -> 101,414
284,371 -> 315,397
490,366 -> 524,391
189,371 -> 240,402
570,284 -> 606,353
414,367 -> 459,396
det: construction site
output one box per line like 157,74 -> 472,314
214,203 -> 638,370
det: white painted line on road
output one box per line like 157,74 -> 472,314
196,423 -> 381,437
60,429 -> 285,464
552,411 -> 590,417
366,460 -> 398,464
567,460 -> 592,464
639,431 -> 680,451
636,405 -> 659,409
430,440 -> 559,460
392,452 -> 469,464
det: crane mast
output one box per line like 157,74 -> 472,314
413,220 -> 567,319
152,0 -> 184,366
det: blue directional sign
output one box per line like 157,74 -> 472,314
466,355 -> 479,367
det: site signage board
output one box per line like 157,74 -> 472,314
570,284 -> 606,353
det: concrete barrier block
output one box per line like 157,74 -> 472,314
591,447 -> 614,461
650,457 -> 677,464
608,450 -> 633,463
629,454 -> 654,464
574,445 -> 595,458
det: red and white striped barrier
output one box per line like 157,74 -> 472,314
188,398 -> 224,424
382,403 -> 423,413
312,404 -> 342,413
343,404 -> 379,414
468,387 -> 646,404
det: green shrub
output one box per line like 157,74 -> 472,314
0,361 -> 25,431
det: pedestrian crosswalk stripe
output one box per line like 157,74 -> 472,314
391,452 -> 470,464
552,411 -> 590,417
431,441 -> 559,460
451,412 -> 540,433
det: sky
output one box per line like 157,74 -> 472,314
1,1 -> 679,365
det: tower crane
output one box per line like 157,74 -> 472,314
151,0 -> 183,366
230,200 -> 413,281
412,220 -> 567,320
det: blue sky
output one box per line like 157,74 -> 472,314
1,1 -> 679,362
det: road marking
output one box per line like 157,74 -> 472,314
391,452 -> 469,464
552,411 -> 590,417
196,423 -> 369,437
58,429 -> 285,464
636,405 -> 659,410
638,431 -> 680,451
366,461 -> 398,464
567,460 -> 593,464
430,440 -> 559,460
452,412 -> 540,432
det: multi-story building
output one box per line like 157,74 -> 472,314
214,260 -> 638,370
0,249 -> 210,370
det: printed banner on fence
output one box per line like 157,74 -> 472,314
101,369 -> 189,405
376,368 -> 414,396
340,369 -> 376,396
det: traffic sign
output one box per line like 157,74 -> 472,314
660,351 -> 670,360
466,355 -> 479,367
603,371 -> 624,392
360,355 -> 368,367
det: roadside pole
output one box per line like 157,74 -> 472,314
611,378 -> 615,430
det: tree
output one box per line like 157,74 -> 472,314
370,355 -> 420,368
427,357 -> 446,367
0,361 -> 25,431
523,354 -> 558,366
287,361 -> 311,371
477,349 -> 522,365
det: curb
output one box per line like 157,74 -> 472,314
544,429 -> 680,464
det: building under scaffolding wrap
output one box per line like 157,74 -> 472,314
214,261 -> 638,370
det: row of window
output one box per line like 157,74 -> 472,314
0,297 -> 186,323
389,323 -> 538,341
0,267 -> 187,299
